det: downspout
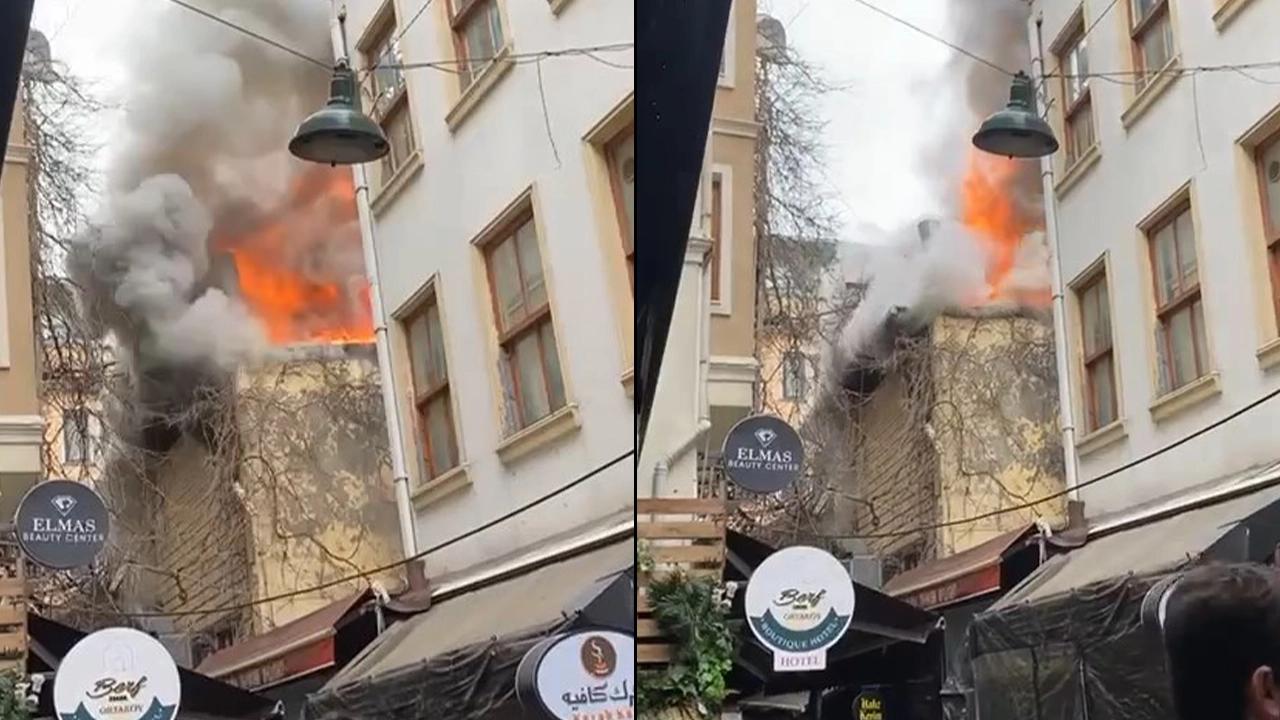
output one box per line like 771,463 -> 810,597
1031,14 -> 1081,503
331,6 -> 419,559
652,154 -> 715,497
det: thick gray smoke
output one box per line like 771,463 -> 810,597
67,0 -> 345,372
824,0 -> 1051,390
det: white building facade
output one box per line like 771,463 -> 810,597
1029,0 -> 1280,518
335,0 -> 634,577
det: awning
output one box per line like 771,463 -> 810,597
994,465 -> 1280,609
197,589 -> 371,691
882,525 -> 1035,610
304,537 -> 633,720
27,614 -> 280,720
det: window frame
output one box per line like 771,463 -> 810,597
1127,0 -> 1173,90
403,293 -> 461,480
448,0 -> 505,88
710,172 -> 724,302
1054,13 -> 1095,167
1146,201 -> 1208,392
480,210 -> 566,432
605,125 -> 635,292
358,8 -> 416,187
1076,272 -> 1118,432
1254,132 -> 1280,323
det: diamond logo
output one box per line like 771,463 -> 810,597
50,495 -> 77,516
754,428 -> 777,448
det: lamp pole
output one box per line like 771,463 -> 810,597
322,6 -> 419,559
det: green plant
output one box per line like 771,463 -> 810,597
0,671 -> 32,720
637,572 -> 735,718
638,540 -> 655,574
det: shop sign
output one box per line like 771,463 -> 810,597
224,638 -> 335,691
54,627 -> 181,720
854,690 -> 885,720
15,480 -> 108,569
516,629 -> 635,720
899,564 -> 1001,610
721,415 -> 804,493
745,546 -> 855,672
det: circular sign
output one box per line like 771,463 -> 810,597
15,480 -> 109,569
745,546 -> 855,658
54,627 -> 181,720
721,414 -> 804,493
516,630 -> 635,719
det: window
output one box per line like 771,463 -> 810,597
1056,16 -> 1095,166
404,296 -> 460,479
782,352 -> 808,400
63,408 -> 91,464
450,0 -> 505,87
1128,0 -> 1174,91
1077,273 -> 1117,431
1148,204 -> 1208,394
710,173 -> 724,302
484,215 -> 567,432
361,12 -> 416,186
606,128 -> 635,291
1256,134 -> 1280,323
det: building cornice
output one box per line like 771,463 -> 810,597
0,415 -> 44,445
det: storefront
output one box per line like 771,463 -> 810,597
968,467 -> 1280,720
196,590 -> 381,720
880,525 -> 1042,720
724,531 -> 944,720
25,613 -> 282,720
302,513 -> 634,720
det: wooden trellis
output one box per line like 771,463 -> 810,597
636,497 -> 726,665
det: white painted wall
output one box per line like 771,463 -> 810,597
1030,0 -> 1280,518
339,0 -> 634,576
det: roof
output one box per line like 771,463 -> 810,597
326,538 -> 633,690
881,525 -> 1034,604
994,469 -> 1280,610
27,614 -> 279,720
196,589 -> 370,680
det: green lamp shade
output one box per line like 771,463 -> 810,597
290,63 -> 390,165
972,71 -> 1059,159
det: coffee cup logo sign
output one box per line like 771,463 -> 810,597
54,627 -> 181,720
722,415 -> 804,493
745,546 -> 855,672
16,480 -> 109,570
516,630 -> 635,720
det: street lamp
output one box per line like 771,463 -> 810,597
971,71 -> 1058,159
288,60 -> 389,166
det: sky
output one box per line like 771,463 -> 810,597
760,0 -> 959,243
31,0 -> 965,243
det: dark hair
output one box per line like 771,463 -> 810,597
1163,562 -> 1280,720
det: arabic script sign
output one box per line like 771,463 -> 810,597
745,546 -> 855,672
516,630 -> 635,720
721,415 -> 804,493
16,480 -> 108,569
54,627 -> 181,720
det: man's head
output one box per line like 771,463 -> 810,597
1163,563 -> 1280,720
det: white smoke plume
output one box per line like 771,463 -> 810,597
67,0 -> 344,371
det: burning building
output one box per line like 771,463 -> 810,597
52,0 -> 402,662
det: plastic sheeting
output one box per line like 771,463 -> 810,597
968,571 -> 1175,720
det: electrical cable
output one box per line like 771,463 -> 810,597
70,448 -> 635,618
160,0 -> 332,70
820,382 -> 1280,539
846,0 -> 1014,76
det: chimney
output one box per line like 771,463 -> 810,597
917,218 -> 940,246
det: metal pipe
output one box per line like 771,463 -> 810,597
1031,14 -> 1081,503
330,5 -> 419,558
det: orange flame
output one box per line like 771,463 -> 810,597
217,167 -> 374,345
960,149 -> 1048,306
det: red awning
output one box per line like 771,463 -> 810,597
196,589 -> 370,691
881,525 -> 1035,610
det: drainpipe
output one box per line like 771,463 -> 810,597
652,168 -> 715,497
1031,14 -> 1081,503
330,6 -> 419,559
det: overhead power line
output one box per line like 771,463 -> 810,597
161,0 -> 332,69
846,0 -> 1014,76
71,448 -> 635,619
820,382 -> 1280,540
